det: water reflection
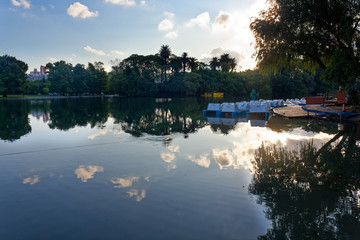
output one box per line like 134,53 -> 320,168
74,165 -> 104,182
111,177 -> 140,188
111,176 -> 149,202
22,175 -> 40,185
188,154 -> 211,168
0,100 -> 31,142
127,189 -> 146,202
48,98 -> 109,130
250,124 -> 360,239
1,97 -> 359,239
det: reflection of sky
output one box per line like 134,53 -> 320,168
22,175 -> 40,185
74,165 -> 104,182
111,176 -> 148,202
184,122 -> 335,171
111,177 -> 139,188
188,154 -> 211,168
2,106 -> 348,239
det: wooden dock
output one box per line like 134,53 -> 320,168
273,105 -> 359,119
273,105 -> 317,118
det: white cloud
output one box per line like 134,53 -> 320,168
67,2 -> 98,19
167,145 -> 179,153
164,11 -> 175,19
22,175 -> 39,185
11,0 -> 30,9
160,152 -> 175,163
165,31 -> 178,39
127,189 -> 146,202
189,12 -> 210,29
74,165 -> 104,182
140,1 -> 146,5
111,50 -> 125,55
104,0 -> 136,6
41,6 -> 46,11
158,19 -> 174,31
48,57 -> 57,62
212,149 -> 235,170
88,130 -> 108,140
213,11 -> 231,30
84,45 -> 106,56
188,154 -> 211,168
111,177 -> 139,188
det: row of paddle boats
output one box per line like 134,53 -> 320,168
204,98 -> 307,117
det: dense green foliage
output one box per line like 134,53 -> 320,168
2,43 -> 337,99
108,46 -> 334,99
0,55 -> 28,97
250,0 -> 360,90
46,61 -> 109,95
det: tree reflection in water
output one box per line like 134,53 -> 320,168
250,124 -> 360,240
0,100 -> 31,142
110,97 -> 207,137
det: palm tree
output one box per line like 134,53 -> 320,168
188,57 -> 199,72
219,53 -> 231,72
229,57 -> 237,72
159,45 -> 171,82
209,57 -> 220,71
180,52 -> 189,73
169,54 -> 182,75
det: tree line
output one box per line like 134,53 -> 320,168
1,45 -> 337,99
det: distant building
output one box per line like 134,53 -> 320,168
28,65 -> 47,81
40,65 -> 46,75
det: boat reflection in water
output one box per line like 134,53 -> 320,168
206,113 -> 268,129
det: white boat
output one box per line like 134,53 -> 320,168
207,103 -> 221,111
221,102 -> 237,113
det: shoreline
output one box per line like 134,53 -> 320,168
0,95 -> 119,100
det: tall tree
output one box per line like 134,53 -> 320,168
180,52 -> 189,73
188,57 -> 199,72
209,57 -> 220,71
87,62 -> 109,94
219,53 -> 231,72
169,55 -> 182,75
159,45 -> 172,82
0,55 -> 28,97
250,0 -> 360,87
72,64 -> 89,95
47,61 -> 73,95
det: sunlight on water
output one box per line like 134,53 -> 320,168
0,98 -> 358,240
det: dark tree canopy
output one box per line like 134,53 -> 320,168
250,0 -> 360,87
0,55 -> 28,97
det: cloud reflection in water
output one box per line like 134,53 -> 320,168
111,176 -> 148,202
111,177 -> 139,188
188,153 -> 211,168
22,175 -> 40,185
74,165 -> 104,182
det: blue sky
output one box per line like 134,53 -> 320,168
0,0 -> 267,72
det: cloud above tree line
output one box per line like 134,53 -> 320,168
67,2 -> 98,19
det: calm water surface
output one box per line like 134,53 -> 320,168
0,97 -> 359,240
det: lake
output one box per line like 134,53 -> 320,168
0,97 -> 359,240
